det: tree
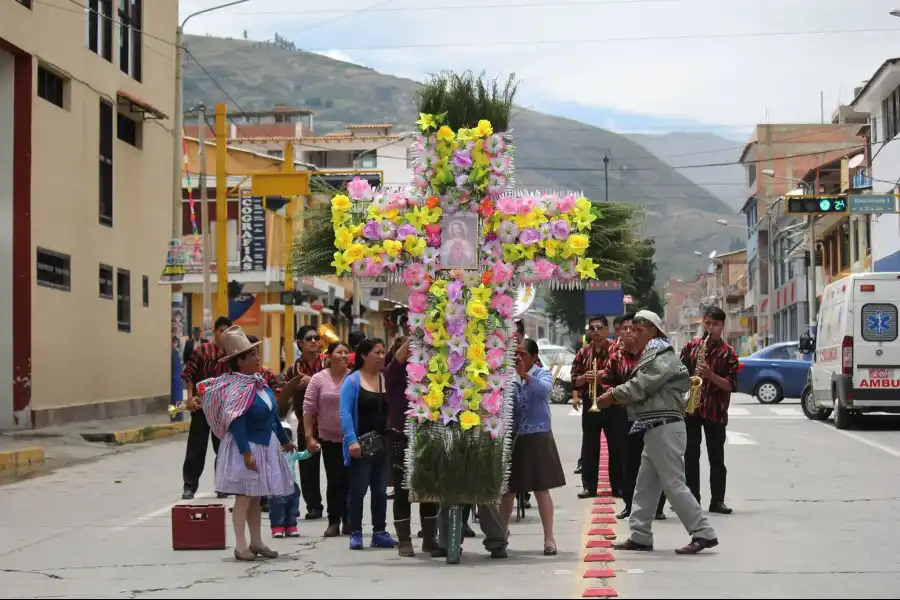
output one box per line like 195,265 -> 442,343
625,239 -> 664,315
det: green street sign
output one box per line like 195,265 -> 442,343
849,195 -> 897,214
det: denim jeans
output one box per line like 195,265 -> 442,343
347,453 -> 388,533
268,483 -> 301,529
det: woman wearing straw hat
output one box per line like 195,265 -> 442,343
198,326 -> 297,561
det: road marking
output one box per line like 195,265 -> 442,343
728,415 -> 804,420
626,569 -> 644,574
728,407 -> 751,416
569,408 -> 581,417
726,431 -> 756,445
770,406 -> 802,416
820,424 -> 900,457
112,492 -> 216,533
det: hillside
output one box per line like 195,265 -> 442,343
627,132 -> 747,213
181,35 -> 736,281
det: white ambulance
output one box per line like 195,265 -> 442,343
803,273 -> 900,429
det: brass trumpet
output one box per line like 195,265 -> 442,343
589,358 -> 602,412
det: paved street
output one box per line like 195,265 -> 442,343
1,393 -> 899,598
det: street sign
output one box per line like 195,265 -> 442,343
785,195 -> 848,216
849,194 -> 898,214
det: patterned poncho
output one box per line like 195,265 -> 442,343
198,372 -> 267,440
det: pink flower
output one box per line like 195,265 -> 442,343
481,390 -> 504,414
557,193 -> 577,214
365,260 -> 384,278
493,262 -> 514,285
486,331 -> 507,352
408,292 -> 428,313
397,223 -> 417,238
519,228 -> 541,246
486,348 -> 506,370
347,177 -> 373,201
483,415 -> 504,439
539,193 -> 559,216
403,264 -> 429,291
407,362 -> 427,383
352,260 -> 368,278
424,224 -> 442,247
534,259 -> 556,281
519,195 -> 535,214
550,219 -> 570,240
557,260 -> 577,280
497,195 -> 519,216
490,293 -> 515,318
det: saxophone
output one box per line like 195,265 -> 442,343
687,333 -> 708,415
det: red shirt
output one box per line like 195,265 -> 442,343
571,340 -> 613,398
679,336 -> 739,425
601,346 -> 640,393
182,343 -> 228,392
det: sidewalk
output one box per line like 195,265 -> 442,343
0,413 -> 189,481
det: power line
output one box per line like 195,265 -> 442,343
183,49 -> 250,116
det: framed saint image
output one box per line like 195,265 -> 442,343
440,215 -> 479,270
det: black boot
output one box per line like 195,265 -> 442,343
395,520 -> 415,557
421,516 -> 439,553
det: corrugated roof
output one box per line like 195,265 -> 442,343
347,124 -> 394,129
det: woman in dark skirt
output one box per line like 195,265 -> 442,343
502,339 -> 566,556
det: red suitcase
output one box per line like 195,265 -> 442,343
172,504 -> 227,551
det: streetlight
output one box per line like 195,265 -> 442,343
172,0 -> 251,341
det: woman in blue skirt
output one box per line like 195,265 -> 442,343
199,326 -> 296,561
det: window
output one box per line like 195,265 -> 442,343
118,0 -> 142,81
86,0 -> 113,62
142,274 -> 149,307
353,151 -> 377,169
36,249 -> 71,292
15,0 -> 32,8
747,164 -> 756,188
37,65 -> 66,109
99,264 -> 113,299
99,99 -> 113,226
861,303 -> 898,343
117,269 -> 131,332
210,220 -> 239,265
117,111 -> 141,147
883,86 -> 900,141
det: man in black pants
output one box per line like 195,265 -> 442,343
680,307 -> 739,515
181,317 -> 232,500
572,316 -> 624,499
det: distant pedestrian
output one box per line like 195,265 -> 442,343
182,327 -> 208,365
181,316 -> 232,500
596,310 -> 719,555
199,326 -> 296,562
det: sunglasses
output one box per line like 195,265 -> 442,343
588,325 -> 607,331
303,335 -> 321,342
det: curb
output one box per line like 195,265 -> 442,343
0,447 -> 45,474
80,421 -> 190,445
581,433 -> 619,598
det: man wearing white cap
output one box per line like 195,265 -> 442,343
596,310 -> 719,555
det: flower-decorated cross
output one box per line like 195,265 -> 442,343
329,113 -> 598,503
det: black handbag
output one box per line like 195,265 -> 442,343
356,375 -> 385,458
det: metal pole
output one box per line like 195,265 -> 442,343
603,155 -> 610,201
171,26 -> 184,350
808,217 -> 817,329
766,209 -> 775,345
198,105 -> 213,339
215,103 -> 228,319
283,141 -> 297,365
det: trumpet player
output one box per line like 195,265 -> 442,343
679,307 -> 739,515
571,316 -> 624,500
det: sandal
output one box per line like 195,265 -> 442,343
249,545 -> 279,559
543,543 -> 557,556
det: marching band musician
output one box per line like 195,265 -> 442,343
679,306 -> 739,515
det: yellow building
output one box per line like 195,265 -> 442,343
1,1 -> 178,428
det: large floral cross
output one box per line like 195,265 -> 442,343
329,113 -> 598,502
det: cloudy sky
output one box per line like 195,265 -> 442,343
180,0 -> 900,138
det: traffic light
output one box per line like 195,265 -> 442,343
785,195 -> 848,216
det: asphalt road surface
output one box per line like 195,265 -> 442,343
1,393 -> 899,598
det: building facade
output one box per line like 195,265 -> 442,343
1,0 -> 178,428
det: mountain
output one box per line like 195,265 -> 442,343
181,34 -> 737,282
627,132 -> 747,213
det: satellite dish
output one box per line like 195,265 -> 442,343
848,154 -> 865,169
709,250 -> 718,260
513,284 -> 536,317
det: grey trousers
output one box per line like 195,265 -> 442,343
438,504 -> 508,551
629,420 -> 717,546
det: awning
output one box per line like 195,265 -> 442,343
117,90 -> 168,120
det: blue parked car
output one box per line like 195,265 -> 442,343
737,341 -> 811,404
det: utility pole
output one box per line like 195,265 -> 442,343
198,105 -> 213,339
808,217 -> 817,332
603,154 -> 610,201
215,103 -> 228,320
283,141 -> 296,366
171,26 -> 185,351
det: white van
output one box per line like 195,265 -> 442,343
804,273 -> 900,429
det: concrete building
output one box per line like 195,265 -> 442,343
850,58 -> 900,272
738,123 -> 863,348
1,0 -> 177,428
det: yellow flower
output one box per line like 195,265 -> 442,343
576,257 -> 599,280
404,235 -> 426,257
425,386 -> 444,410
573,210 -> 597,231
430,372 -> 451,388
472,145 -> 490,167
430,410 -> 440,422
544,239 -> 560,258
475,119 -> 493,138
515,209 -> 541,230
350,224 -> 364,239
334,226 -> 353,250
331,252 -> 351,275
463,387 -> 481,404
407,207 -> 429,230
575,196 -> 592,217
502,243 -> 523,263
456,127 -> 474,142
466,300 -> 489,320
469,284 -> 492,305
467,343 -> 487,362
459,410 -> 481,431
437,126 -> 456,143
331,210 -> 350,227
424,206 -> 443,224
466,361 -> 490,380
429,353 -> 448,373
383,239 -> 403,257
331,194 -> 351,213
343,244 -> 366,263
432,326 -> 451,347
430,279 -> 448,298
416,113 -> 437,131
469,375 -> 487,391
520,245 -> 538,259
369,244 -> 383,257
465,320 -> 485,343
468,399 -> 481,411
565,234 -> 589,256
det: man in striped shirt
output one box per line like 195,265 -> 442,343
181,316 -> 232,500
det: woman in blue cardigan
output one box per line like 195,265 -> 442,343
340,337 -> 398,551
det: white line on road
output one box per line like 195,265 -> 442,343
821,424 -> 900,458
770,406 -> 802,416
728,407 -> 751,416
726,431 -> 757,445
728,415 -> 804,419
112,492 -> 216,533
